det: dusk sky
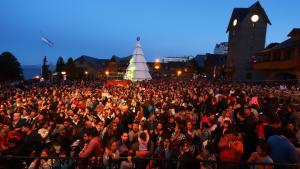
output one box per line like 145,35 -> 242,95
0,0 -> 299,65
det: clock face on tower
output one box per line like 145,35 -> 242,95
251,14 -> 259,22
233,19 -> 237,26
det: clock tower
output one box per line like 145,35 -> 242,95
226,2 -> 271,80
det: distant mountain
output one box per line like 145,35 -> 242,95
22,65 -> 55,79
22,55 -> 131,79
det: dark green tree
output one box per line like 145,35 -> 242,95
42,56 -> 51,80
65,57 -> 76,80
56,56 -> 65,73
0,52 -> 23,82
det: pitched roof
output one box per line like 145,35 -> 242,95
257,38 -> 300,53
249,1 -> 271,24
75,55 -> 108,63
226,1 -> 271,32
288,28 -> 300,37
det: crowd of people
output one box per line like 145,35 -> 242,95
0,76 -> 299,169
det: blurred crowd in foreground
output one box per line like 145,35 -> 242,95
0,77 -> 299,169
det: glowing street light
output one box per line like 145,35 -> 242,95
105,71 -> 109,76
61,71 -> 67,81
154,58 -> 161,70
177,70 -> 182,76
34,75 -> 40,79
84,71 -> 89,75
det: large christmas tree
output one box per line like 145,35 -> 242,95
124,37 -> 152,81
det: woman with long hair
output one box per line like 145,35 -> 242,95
28,149 -> 54,169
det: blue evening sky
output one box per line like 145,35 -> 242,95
0,0 -> 299,65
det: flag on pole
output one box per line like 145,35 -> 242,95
41,36 -> 54,47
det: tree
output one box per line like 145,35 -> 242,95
42,56 -> 51,80
0,52 -> 23,82
56,56 -> 65,73
65,57 -> 77,80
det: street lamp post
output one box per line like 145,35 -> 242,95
154,59 -> 161,78
61,71 -> 67,81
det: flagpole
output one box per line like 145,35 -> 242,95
39,31 -> 44,78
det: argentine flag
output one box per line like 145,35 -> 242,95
41,36 -> 54,47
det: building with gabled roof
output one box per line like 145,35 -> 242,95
252,28 -> 300,83
226,1 -> 271,80
74,55 -> 108,78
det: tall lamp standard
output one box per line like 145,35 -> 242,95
154,59 -> 160,78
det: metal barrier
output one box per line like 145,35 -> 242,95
0,156 -> 298,169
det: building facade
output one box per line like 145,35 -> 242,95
193,54 -> 226,79
214,42 -> 228,55
74,55 -> 108,78
252,28 -> 300,82
162,56 -> 194,63
226,2 -> 271,80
